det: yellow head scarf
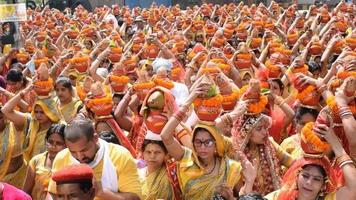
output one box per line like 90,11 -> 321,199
32,98 -> 60,123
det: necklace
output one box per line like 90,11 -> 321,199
204,157 -> 216,175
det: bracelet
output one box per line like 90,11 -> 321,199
275,96 -> 284,106
220,114 -> 233,127
172,109 -> 187,122
336,154 -> 352,166
317,84 -> 327,93
338,106 -> 352,119
122,94 -> 131,102
340,160 -> 355,168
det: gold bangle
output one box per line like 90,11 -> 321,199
339,160 -> 354,168
336,154 -> 352,166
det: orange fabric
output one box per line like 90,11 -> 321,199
269,107 -> 286,144
277,157 -> 338,200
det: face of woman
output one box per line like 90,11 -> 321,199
46,133 -> 66,159
34,105 -> 51,124
296,113 -> 316,134
242,74 -> 252,86
193,130 -> 216,160
270,81 -> 282,96
55,83 -> 72,104
85,41 -> 93,49
297,165 -> 325,199
143,143 -> 167,170
196,35 -> 204,42
250,120 -> 269,145
7,80 -> 23,92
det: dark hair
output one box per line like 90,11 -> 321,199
239,193 -> 267,200
295,106 -> 318,122
99,131 -> 120,145
141,139 -> 168,153
308,61 -> 321,73
64,118 -> 94,142
192,127 -> 215,143
55,76 -> 74,92
6,68 -> 27,86
46,123 -> 66,141
302,164 -> 327,178
112,93 -> 124,100
269,78 -> 284,91
79,181 -> 93,193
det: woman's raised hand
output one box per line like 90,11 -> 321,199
313,123 -> 343,153
335,77 -> 356,105
238,151 -> 258,185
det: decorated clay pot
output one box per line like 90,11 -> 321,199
71,56 -> 90,73
145,110 -> 168,134
234,53 -> 252,69
67,29 -> 79,39
310,42 -> 322,55
301,122 -> 330,155
87,97 -> 113,116
109,75 -> 130,93
34,57 -> 49,69
108,47 -> 123,63
194,104 -> 222,121
133,82 -> 155,102
33,79 -> 53,96
16,53 -> 29,64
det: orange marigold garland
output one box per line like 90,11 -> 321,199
296,85 -> 316,101
132,81 -> 155,90
301,122 -> 330,154
326,96 -> 356,118
109,75 -> 130,84
236,85 -> 268,114
222,90 -> 239,110
193,94 -> 223,107
247,95 -> 268,114
337,71 -> 356,79
86,97 -> 113,117
133,81 -> 156,101
153,78 -> 174,89
201,67 -> 221,74
291,64 -> 309,74
222,90 -> 239,103
109,75 -> 130,93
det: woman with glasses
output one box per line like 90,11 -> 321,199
23,124 -> 66,200
161,78 -> 257,199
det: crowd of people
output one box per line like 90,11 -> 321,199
0,0 -> 356,199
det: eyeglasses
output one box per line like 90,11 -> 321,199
193,139 -> 215,148
46,140 -> 65,148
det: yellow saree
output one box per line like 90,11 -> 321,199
57,98 -> 82,123
280,134 -> 303,159
23,98 -> 60,162
177,123 -> 242,199
140,167 -> 174,200
0,122 -> 28,189
28,152 -> 51,200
